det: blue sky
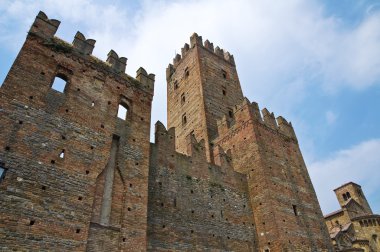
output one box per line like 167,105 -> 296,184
0,0 -> 379,215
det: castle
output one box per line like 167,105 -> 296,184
324,182 -> 380,251
0,11 -> 334,251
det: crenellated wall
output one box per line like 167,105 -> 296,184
0,11 -> 154,251
0,11 -> 335,252
167,33 -> 244,163
147,122 -> 258,251
212,98 -> 333,252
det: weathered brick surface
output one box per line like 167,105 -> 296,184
165,33 -> 333,252
147,122 -> 257,251
1,11 -> 335,252
0,11 -> 153,251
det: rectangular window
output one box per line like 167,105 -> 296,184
51,75 -> 68,93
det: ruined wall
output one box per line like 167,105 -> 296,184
147,122 -> 257,251
0,11 -> 154,251
213,99 -> 333,252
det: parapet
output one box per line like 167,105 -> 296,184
29,11 -> 60,38
154,121 -> 175,150
170,33 -> 236,68
27,11 -> 155,94
215,98 -> 297,140
107,50 -> 127,73
136,67 -> 155,91
73,31 -> 96,55
186,132 -> 206,160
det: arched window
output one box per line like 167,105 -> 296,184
117,97 -> 131,120
182,113 -> 187,125
51,74 -> 68,93
346,192 -> 351,199
181,93 -> 186,105
343,193 -> 347,201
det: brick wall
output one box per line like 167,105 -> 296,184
0,11 -> 153,251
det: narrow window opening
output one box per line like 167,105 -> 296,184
292,204 -> 298,216
51,75 -> 68,93
91,101 -> 95,107
222,70 -> 227,79
76,228 -> 81,233
228,110 -> 233,118
29,220 -> 35,226
222,88 -> 226,96
346,192 -> 351,199
173,198 -> 177,207
185,67 -> 189,78
182,113 -> 187,125
174,81 -> 179,90
181,93 -> 186,105
59,150 -> 65,159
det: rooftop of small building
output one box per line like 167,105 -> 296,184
324,209 -> 344,219
333,181 -> 361,191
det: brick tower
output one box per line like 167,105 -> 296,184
166,33 -> 333,251
166,33 -> 244,162
334,182 -> 373,215
0,12 -> 154,251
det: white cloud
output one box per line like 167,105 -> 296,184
308,139 -> 380,214
325,110 -> 337,125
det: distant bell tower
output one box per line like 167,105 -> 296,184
334,182 -> 373,215
166,33 -> 244,162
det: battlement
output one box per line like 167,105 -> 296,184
169,33 -> 235,70
216,98 -> 296,140
28,11 -> 154,93
152,121 -> 245,188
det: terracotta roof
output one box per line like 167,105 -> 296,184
333,182 -> 361,191
324,209 -> 344,219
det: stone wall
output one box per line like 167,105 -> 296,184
213,99 -> 333,251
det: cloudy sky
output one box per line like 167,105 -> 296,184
0,0 -> 379,215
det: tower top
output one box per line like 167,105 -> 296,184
333,182 -> 362,192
